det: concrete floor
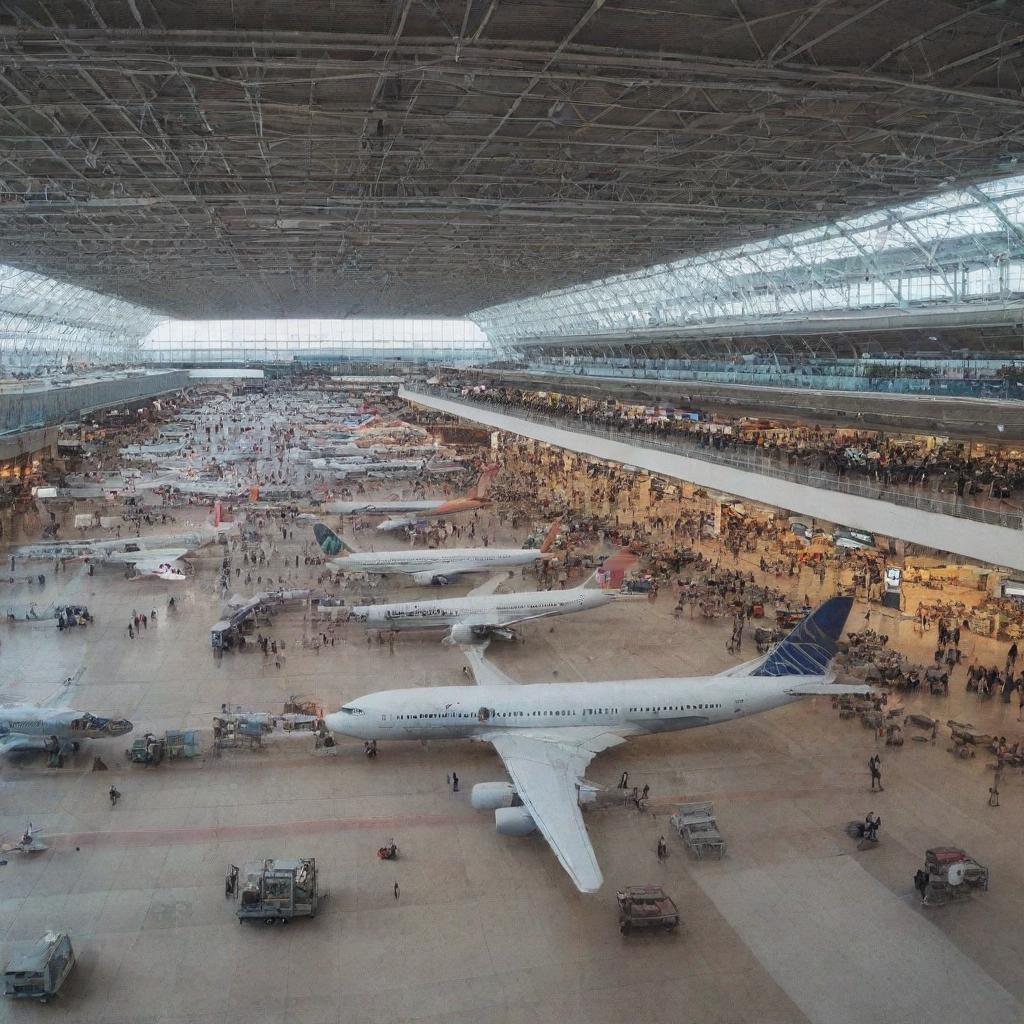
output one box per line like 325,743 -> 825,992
2,516 -> 1023,1024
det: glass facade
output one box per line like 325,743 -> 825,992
0,265 -> 159,368
138,318 -> 492,364
472,173 -> 1024,354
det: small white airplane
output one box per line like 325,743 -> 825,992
326,597 -> 869,892
0,675 -> 134,762
349,573 -> 615,644
312,520 -> 560,586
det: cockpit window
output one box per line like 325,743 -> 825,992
340,706 -> 364,715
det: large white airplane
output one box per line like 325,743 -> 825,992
349,575 -> 615,644
326,596 -> 869,892
312,520 -> 560,586
0,676 -> 134,762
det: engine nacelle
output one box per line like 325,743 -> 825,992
471,781 -> 519,810
494,806 -> 537,836
445,623 -> 485,646
412,570 -> 454,586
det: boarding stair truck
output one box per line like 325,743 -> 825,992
231,858 -> 319,924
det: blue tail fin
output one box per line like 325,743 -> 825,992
752,596 -> 853,677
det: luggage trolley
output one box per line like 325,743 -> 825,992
3,932 -> 76,1002
669,801 -> 726,859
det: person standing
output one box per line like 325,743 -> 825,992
914,869 -> 928,901
656,836 -> 668,861
869,754 -> 884,791
1008,642 -> 1019,672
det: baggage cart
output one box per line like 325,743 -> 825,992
232,858 -> 319,923
669,801 -> 726,859
616,886 -> 680,934
3,932 -> 76,1002
165,730 -> 201,760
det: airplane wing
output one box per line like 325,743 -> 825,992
461,643 -> 518,685
36,667 -> 86,709
480,727 -> 628,893
107,547 -> 188,568
457,609 -> 559,630
128,553 -> 188,579
0,734 -> 49,754
466,573 -> 507,597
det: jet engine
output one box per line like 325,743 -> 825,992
494,806 -> 537,836
471,781 -> 521,810
445,623 -> 486,645
411,570 -> 453,586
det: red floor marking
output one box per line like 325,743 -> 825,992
48,811 -> 469,849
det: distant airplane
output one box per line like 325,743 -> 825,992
335,464 -> 499,528
0,674 -> 133,762
308,457 -> 463,481
326,597 -> 869,892
312,520 -> 560,586
348,572 -> 615,644
14,524 -> 232,580
14,524 -> 231,563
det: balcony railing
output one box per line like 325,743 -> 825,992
406,385 -> 1024,531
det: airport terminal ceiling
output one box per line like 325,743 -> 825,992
1,1 -> 1024,318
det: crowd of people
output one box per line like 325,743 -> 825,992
435,380 -> 1024,509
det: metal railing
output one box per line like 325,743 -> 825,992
405,385 -> 1024,530
520,362 -> 1023,399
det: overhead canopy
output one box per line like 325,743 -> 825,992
0,2 -> 1022,321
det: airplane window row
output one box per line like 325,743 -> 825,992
628,704 -> 721,711
392,705 -> 722,720
397,710 -> 584,719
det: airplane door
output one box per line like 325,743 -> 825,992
378,713 -> 395,732
733,698 -> 745,716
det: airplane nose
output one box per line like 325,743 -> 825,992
324,712 -> 344,733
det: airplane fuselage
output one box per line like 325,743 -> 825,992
351,586 -> 613,630
15,527 -> 228,561
334,546 -> 541,577
326,500 -> 445,515
326,675 -> 811,741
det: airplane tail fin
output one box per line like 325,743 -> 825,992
539,519 -> 562,554
313,522 -> 356,557
750,596 -> 854,677
473,464 -> 500,500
